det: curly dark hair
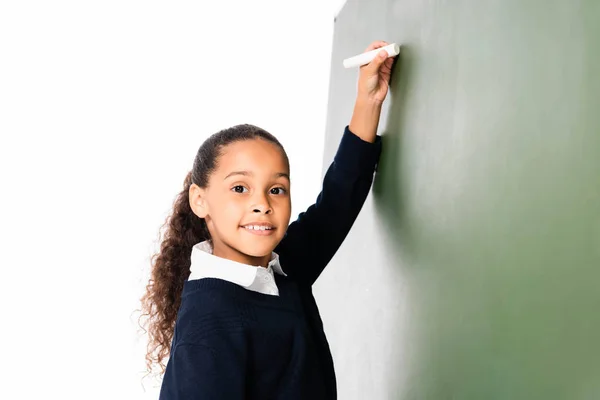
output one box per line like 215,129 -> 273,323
136,123 -> 289,377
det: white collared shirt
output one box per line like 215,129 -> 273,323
188,240 -> 287,296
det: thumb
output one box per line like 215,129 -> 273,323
368,49 -> 388,73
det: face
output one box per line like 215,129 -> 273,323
189,138 -> 291,267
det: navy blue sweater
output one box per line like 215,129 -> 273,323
159,125 -> 382,400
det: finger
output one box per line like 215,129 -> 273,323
364,41 -> 388,52
381,59 -> 393,72
384,59 -> 396,75
382,54 -> 396,69
379,63 -> 391,78
364,40 -> 389,52
367,49 -> 388,72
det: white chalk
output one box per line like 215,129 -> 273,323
343,43 -> 400,68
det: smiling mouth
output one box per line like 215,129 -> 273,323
242,225 -> 274,230
241,225 -> 276,235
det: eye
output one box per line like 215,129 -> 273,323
270,187 -> 287,195
232,185 -> 248,194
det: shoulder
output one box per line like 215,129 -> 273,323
176,278 -> 246,343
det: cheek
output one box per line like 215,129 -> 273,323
278,198 -> 292,219
212,196 -> 244,224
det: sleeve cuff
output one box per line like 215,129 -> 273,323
333,125 -> 383,175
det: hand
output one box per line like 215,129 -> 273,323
356,40 -> 397,105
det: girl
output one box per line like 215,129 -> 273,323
140,41 -> 396,399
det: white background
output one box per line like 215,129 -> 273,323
0,0 -> 350,398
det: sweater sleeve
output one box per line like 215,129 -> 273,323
159,342 -> 246,400
275,125 -> 382,286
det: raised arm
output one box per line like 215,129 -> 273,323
275,123 -> 382,285
275,40 -> 395,285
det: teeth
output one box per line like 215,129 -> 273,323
245,225 -> 272,230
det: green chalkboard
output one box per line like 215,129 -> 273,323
314,1 -> 600,398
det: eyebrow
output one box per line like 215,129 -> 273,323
224,171 -> 290,181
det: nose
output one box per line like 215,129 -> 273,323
251,192 -> 272,214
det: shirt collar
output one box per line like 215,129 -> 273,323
188,240 -> 287,287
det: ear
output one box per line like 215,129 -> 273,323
189,183 -> 209,219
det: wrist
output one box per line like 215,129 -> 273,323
349,98 -> 382,143
355,94 -> 384,108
